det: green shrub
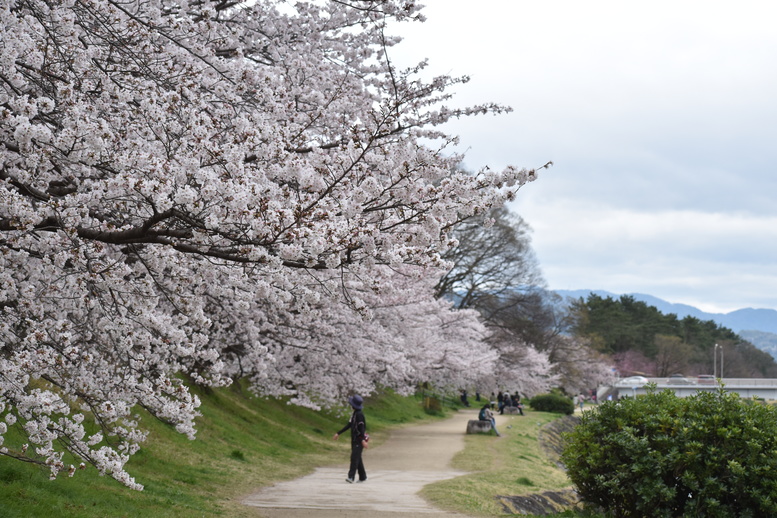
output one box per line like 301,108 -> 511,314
528,393 -> 574,415
561,387 -> 777,517
229,449 -> 246,461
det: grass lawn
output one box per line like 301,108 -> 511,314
421,411 -> 576,517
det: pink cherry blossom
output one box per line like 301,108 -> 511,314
0,0 -> 544,487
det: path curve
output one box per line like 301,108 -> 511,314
242,408 -> 488,517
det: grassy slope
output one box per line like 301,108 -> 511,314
0,384 -> 447,518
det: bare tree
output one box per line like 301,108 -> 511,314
436,206 -> 545,311
654,334 -> 691,377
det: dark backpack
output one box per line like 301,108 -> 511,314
478,407 -> 487,421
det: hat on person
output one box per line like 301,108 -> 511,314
348,395 -> 363,410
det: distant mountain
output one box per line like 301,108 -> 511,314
554,289 -> 777,356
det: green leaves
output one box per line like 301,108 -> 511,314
562,388 -> 777,517
529,393 -> 575,415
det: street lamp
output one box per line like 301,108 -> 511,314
713,344 -> 724,380
714,343 -> 719,378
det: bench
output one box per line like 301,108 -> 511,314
466,419 -> 493,434
503,406 -> 523,415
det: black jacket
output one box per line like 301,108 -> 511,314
337,409 -> 367,444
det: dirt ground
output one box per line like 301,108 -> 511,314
241,407 -> 500,517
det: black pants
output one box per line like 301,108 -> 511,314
348,442 -> 367,481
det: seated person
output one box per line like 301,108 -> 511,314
511,394 -> 524,415
478,404 -> 501,437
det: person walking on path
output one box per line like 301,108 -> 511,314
333,394 -> 369,483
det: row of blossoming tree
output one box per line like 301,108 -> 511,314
0,0 -> 605,489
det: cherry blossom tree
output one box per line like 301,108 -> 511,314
226,264 -> 496,409
1,0 -> 541,487
547,335 -> 616,395
491,337 -> 559,397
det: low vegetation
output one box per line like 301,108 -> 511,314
562,387 -> 777,517
528,393 -> 575,415
422,411 -> 574,516
8,382 -> 672,518
0,384 -> 451,518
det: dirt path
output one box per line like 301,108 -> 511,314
242,408 -> 494,517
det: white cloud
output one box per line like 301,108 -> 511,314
518,200 -> 777,312
391,0 -> 777,311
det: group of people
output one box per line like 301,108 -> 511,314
496,390 -> 524,415
476,389 -> 526,438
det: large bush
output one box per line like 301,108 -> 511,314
561,387 -> 777,517
528,393 -> 574,415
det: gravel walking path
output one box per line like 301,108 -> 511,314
242,408 -> 493,517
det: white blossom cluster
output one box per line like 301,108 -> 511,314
488,339 -> 560,397
0,0 -> 540,487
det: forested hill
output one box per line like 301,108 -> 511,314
555,289 -> 777,334
739,330 -> 777,363
567,293 -> 777,378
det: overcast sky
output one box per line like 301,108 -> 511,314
391,1 -> 777,313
